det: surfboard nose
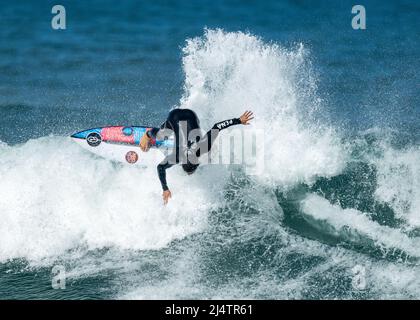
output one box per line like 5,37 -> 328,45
71,128 -> 101,139
71,131 -> 87,139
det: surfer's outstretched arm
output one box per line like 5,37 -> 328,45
196,111 -> 254,156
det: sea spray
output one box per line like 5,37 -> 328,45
180,29 -> 347,187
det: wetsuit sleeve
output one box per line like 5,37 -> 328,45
211,118 -> 242,131
195,118 -> 242,156
157,158 -> 174,191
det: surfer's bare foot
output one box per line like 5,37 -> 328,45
140,133 -> 151,152
240,110 -> 254,125
163,190 -> 172,205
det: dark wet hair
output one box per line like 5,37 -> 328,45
182,162 -> 199,175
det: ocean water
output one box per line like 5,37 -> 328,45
0,0 -> 419,299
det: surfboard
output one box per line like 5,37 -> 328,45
71,126 -> 174,165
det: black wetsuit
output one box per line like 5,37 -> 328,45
147,109 -> 242,191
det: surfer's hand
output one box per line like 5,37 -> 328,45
140,133 -> 151,152
163,190 -> 172,205
240,110 -> 254,125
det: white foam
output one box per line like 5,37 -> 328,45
0,137 -> 223,263
119,223 -> 420,299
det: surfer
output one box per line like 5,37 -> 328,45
140,109 -> 254,204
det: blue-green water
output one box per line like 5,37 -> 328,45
0,0 -> 419,299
